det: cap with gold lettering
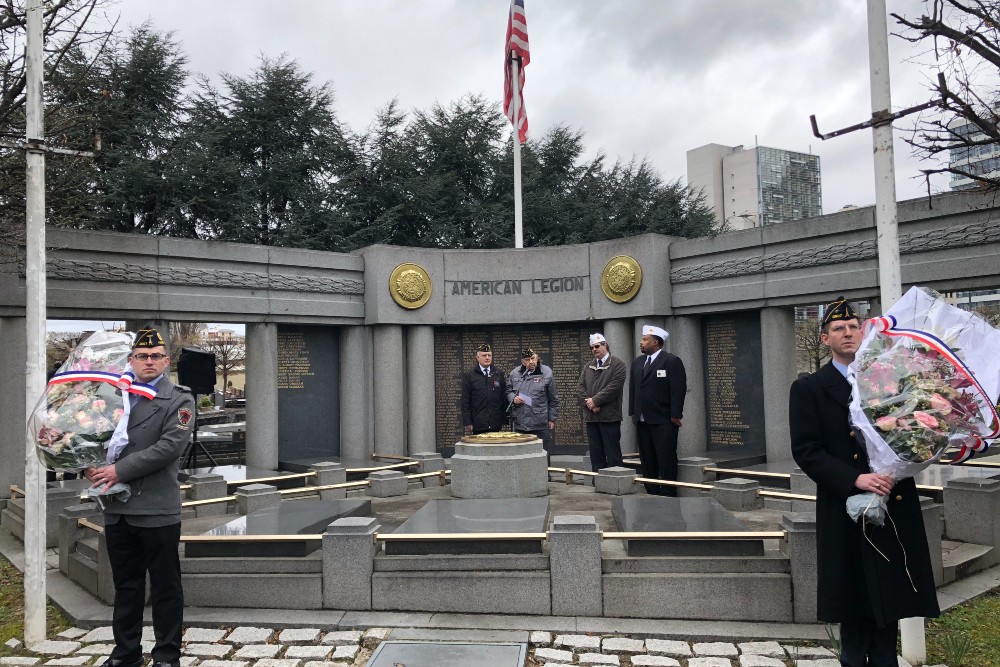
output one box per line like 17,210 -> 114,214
521,347 -> 535,359
476,343 -> 492,353
821,296 -> 859,327
132,328 -> 165,349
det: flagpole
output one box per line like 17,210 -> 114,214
511,55 -> 524,249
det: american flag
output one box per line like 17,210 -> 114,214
504,0 -> 529,144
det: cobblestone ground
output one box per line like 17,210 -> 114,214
0,626 -> 943,667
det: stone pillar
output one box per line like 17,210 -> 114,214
340,325 -> 373,461
310,462 -> 347,500
676,456 -> 713,497
780,513 -> 818,623
368,470 -> 408,498
323,517 -> 381,610
58,504 -> 102,576
603,318 -> 635,455
666,315 -> 705,459
245,323 -> 279,470
594,467 -> 638,495
760,307 -> 797,463
46,487 -> 82,548
711,478 -> 763,511
920,498 -> 944,587
406,325 -> 436,454
372,325 -> 406,456
549,515 -> 602,616
411,452 -> 446,489
0,317 -> 26,498
235,483 -> 280,515
943,477 -> 1000,546
187,473 -> 228,517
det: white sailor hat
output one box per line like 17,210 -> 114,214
642,325 -> 669,342
589,333 -> 606,346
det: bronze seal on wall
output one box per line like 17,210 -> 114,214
390,263 -> 432,309
601,255 -> 642,303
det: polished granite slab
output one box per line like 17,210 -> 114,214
612,496 -> 763,557
177,465 -> 305,489
185,498 -> 371,558
367,642 -> 526,667
385,498 -> 549,556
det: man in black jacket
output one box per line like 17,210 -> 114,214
86,328 -> 194,667
629,325 -> 687,495
460,343 -> 508,434
789,297 -> 939,667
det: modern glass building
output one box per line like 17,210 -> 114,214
948,116 -> 1000,191
687,143 -> 822,230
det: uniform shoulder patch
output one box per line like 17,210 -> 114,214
178,407 -> 193,427
174,384 -> 192,393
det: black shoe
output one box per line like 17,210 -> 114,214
151,662 -> 178,667
99,659 -> 142,667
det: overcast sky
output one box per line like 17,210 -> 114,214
99,0 -> 952,214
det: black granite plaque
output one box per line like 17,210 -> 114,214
277,325 -> 341,465
185,498 -> 371,558
434,324 -> 593,453
702,313 -> 765,455
386,498 -> 549,555
612,496 -> 763,557
367,642 -> 527,667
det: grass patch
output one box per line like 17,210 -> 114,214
0,555 -> 71,653
926,589 -> 1000,667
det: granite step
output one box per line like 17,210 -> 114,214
76,536 -> 99,563
941,540 -> 997,584
0,508 -> 25,542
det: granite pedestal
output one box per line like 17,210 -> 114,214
178,465 -> 303,489
612,496 -> 764,556
450,434 -> 547,499
385,498 -> 549,555
185,498 -> 371,558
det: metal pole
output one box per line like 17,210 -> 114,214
511,56 -> 524,249
23,0 -> 48,646
867,0 -> 903,311
868,0 -> 922,662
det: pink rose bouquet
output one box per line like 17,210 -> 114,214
27,331 -> 134,472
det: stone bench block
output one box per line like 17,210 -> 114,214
367,470 -> 408,498
595,467 -> 638,495
710,477 -> 762,511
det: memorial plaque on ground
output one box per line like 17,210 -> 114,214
386,498 -> 549,555
185,498 -> 370,558
702,312 -> 765,456
277,325 -> 341,465
434,324 -> 592,453
612,496 -> 763,557
366,641 -> 526,667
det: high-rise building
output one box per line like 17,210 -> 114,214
948,116 -> 1000,191
687,143 -> 822,231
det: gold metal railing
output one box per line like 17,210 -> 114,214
225,472 -> 315,487
77,517 -> 104,534
704,467 -> 791,480
604,530 -> 786,540
633,476 -> 714,491
758,490 -> 816,501
9,485 -> 25,498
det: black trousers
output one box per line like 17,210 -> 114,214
839,620 -> 897,667
105,519 -> 184,666
516,428 -> 553,464
636,421 -> 678,496
586,421 -> 622,472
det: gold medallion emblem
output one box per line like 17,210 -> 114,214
601,255 -> 642,303
389,263 -> 432,309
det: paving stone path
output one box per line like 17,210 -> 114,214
0,627 -> 943,667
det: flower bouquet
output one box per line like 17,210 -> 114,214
847,286 -> 1000,524
27,331 -> 134,472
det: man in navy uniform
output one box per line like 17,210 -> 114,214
629,325 -> 687,495
86,328 -> 194,667
789,297 -> 939,667
460,343 -> 508,435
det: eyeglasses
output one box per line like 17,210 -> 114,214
590,344 -> 605,349
132,353 -> 167,361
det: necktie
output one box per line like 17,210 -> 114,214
596,359 -> 602,368
644,356 -> 652,372
483,368 -> 489,377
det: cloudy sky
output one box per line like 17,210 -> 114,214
100,0 -> 950,214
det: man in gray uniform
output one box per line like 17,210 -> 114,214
86,328 -> 194,667
508,348 -> 560,462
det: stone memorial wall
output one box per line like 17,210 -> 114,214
702,312 -> 765,455
277,325 -> 341,462
434,324 -> 594,452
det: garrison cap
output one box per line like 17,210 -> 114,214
521,347 -> 535,359
822,296 -> 859,326
132,328 -> 165,349
476,343 -> 492,353
642,325 -> 669,343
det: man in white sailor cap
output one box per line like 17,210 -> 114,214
629,325 -> 687,495
577,332 -> 627,471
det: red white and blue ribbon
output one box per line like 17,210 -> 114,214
867,315 -> 998,463
48,370 -> 158,400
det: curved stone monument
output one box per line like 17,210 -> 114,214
450,432 -> 548,499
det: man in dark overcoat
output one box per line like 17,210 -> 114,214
460,343 -> 508,434
86,328 -> 195,667
789,298 -> 939,667
629,324 -> 687,496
